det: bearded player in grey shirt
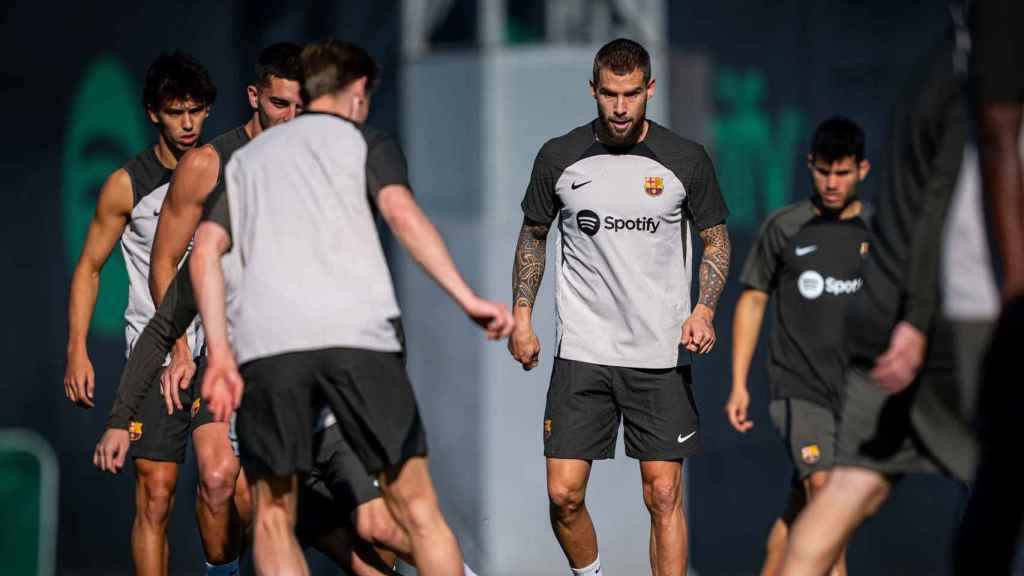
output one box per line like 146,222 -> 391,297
509,38 -> 731,576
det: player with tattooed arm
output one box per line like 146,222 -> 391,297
508,38 -> 731,576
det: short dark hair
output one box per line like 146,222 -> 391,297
142,52 -> 217,112
593,38 -> 651,85
254,42 -> 303,87
300,40 -> 379,103
810,116 -> 865,163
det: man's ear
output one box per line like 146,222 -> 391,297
858,159 -> 872,181
246,85 -> 259,110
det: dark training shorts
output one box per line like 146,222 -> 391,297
543,358 -> 700,461
295,423 -> 381,547
769,397 -> 837,479
130,355 -> 217,462
236,347 -> 428,481
835,366 -> 944,477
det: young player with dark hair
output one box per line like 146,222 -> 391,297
63,51 -> 215,576
781,33 -> 976,575
726,116 -> 871,576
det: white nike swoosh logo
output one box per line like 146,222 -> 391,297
795,245 -> 818,256
677,431 -> 697,444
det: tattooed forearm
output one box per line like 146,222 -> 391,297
513,220 -> 551,308
697,223 -> 731,311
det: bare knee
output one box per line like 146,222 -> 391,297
642,476 -> 682,520
829,468 -> 891,517
198,458 -> 239,511
356,499 -> 406,551
548,479 -> 587,520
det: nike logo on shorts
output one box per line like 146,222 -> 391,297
795,245 -> 818,256
571,180 -> 592,190
677,431 -> 697,444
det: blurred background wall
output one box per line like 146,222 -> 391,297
0,1 -> 964,574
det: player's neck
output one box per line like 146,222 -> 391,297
306,96 -> 355,122
245,114 -> 261,140
153,136 -> 182,170
839,200 -> 862,220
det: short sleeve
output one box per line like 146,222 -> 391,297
365,132 -> 410,200
738,216 -> 785,292
520,147 -> 562,224
201,186 -> 232,243
685,147 -> 729,231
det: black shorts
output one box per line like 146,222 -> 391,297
295,424 -> 381,547
543,358 -> 700,461
236,347 -> 427,481
769,397 -> 837,479
130,356 -> 213,462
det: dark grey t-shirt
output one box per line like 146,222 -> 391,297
522,120 -> 728,368
740,200 -> 871,413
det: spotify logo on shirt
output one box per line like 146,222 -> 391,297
576,209 -> 662,237
798,270 -> 863,300
798,271 -> 825,299
577,210 -> 601,236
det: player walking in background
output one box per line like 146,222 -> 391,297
63,52 -> 215,576
726,116 -> 871,576
509,38 -> 730,576
781,33 -> 975,575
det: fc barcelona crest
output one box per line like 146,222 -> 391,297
644,176 -> 664,197
129,421 -> 143,442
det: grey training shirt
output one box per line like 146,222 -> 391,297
221,112 -> 409,365
522,120 -> 728,369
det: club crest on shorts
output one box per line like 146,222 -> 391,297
860,241 -> 870,257
191,397 -> 201,419
801,444 -> 821,464
129,421 -> 143,442
644,176 -> 664,197
544,419 -> 553,440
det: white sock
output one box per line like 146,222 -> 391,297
464,564 -> 480,576
205,558 -> 239,576
570,555 -> 602,576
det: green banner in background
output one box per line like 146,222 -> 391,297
714,68 -> 805,231
0,430 -> 58,576
61,56 -> 147,339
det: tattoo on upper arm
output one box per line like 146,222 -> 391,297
513,221 -> 551,308
697,223 -> 731,311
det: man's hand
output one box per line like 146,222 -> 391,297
201,351 -> 244,423
871,321 -> 927,394
509,323 -> 541,370
725,387 -> 753,433
462,296 -> 515,341
64,348 -> 95,408
681,304 -> 717,354
161,342 -> 196,415
93,428 -> 130,473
